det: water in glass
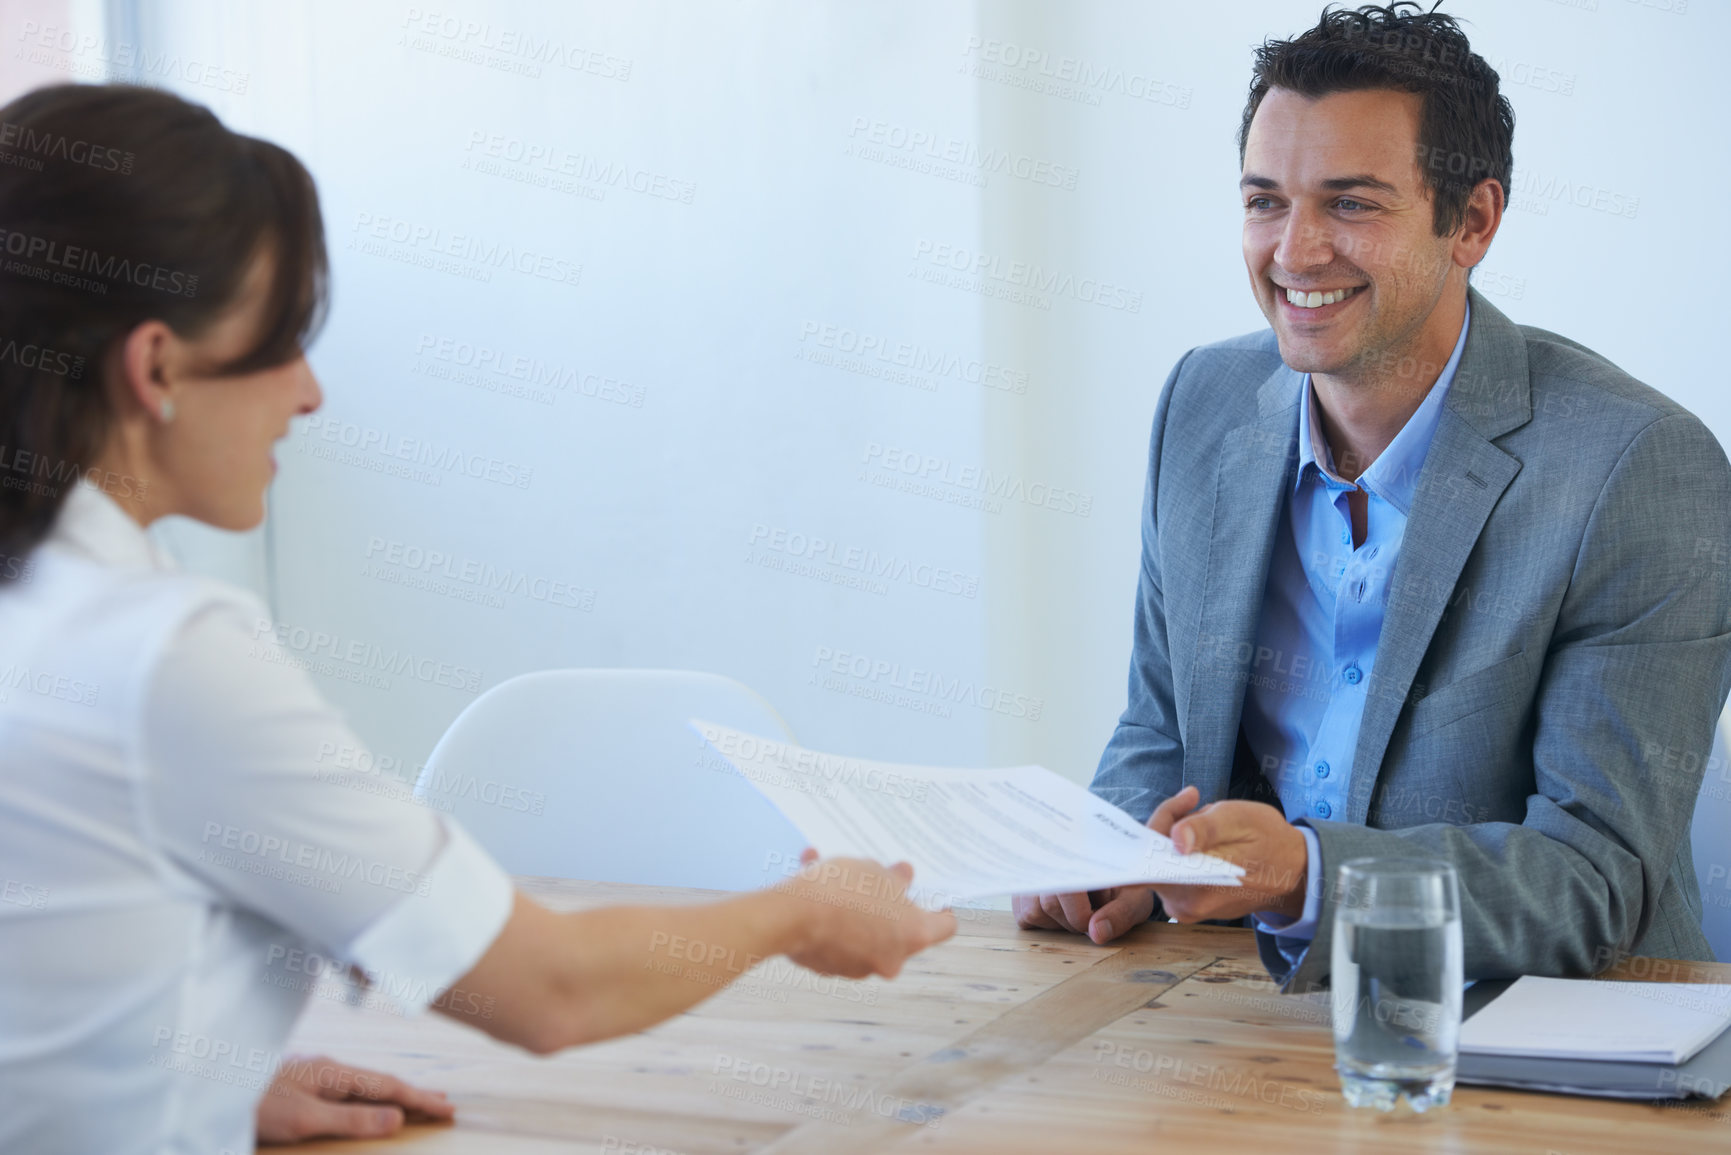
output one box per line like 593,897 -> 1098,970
1331,859 -> 1462,1112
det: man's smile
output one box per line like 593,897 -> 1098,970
1274,281 -> 1366,317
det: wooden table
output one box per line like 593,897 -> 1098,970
287,877 -> 1731,1153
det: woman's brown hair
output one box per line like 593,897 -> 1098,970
0,83 -> 328,575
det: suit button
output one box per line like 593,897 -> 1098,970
1315,761 -> 1330,779
1316,800 -> 1332,818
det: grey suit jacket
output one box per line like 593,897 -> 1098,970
1091,288 -> 1731,992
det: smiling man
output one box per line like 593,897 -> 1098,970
1015,2 -> 1731,991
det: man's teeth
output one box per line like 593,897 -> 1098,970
1284,286 -> 1360,308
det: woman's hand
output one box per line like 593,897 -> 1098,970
778,851 -> 957,979
429,858 -> 957,1055
256,1054 -> 454,1145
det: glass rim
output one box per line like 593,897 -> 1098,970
1336,855 -> 1457,880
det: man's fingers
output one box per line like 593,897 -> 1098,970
1013,894 -> 1062,930
1037,892 -> 1072,931
1038,892 -> 1087,935
799,847 -> 819,865
1147,785 -> 1200,836
1087,888 -> 1154,945
1055,891 -> 1095,935
1149,883 -> 1206,923
1171,805 -> 1231,855
1024,890 -> 1110,937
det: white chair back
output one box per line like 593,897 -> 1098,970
1691,710 -> 1731,962
415,669 -> 805,890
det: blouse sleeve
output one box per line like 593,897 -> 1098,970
137,596 -> 513,1012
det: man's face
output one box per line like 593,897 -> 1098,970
1241,87 -> 1456,381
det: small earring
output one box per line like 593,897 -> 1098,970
159,399 -> 176,423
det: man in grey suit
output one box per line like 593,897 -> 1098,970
1015,2 -> 1731,992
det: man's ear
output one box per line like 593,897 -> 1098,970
114,320 -> 179,421
1454,177 -> 1505,271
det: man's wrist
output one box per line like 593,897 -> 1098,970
1254,826 -> 1322,938
1252,825 -> 1311,920
1272,824 -> 1310,916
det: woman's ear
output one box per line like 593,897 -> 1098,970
114,321 -> 180,423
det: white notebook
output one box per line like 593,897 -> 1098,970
1458,976 -> 1731,1065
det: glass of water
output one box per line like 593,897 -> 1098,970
1331,857 -> 1463,1112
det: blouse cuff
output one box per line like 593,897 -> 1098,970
343,818 -> 514,1015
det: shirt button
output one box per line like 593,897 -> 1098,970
1315,761 -> 1330,779
1368,546 -> 1379,559
1343,665 -> 1362,685
1316,800 -> 1332,818
1340,530 -> 1351,545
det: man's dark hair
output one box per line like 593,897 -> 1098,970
1237,2 -> 1515,237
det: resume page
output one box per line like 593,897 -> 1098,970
694,721 -> 1243,908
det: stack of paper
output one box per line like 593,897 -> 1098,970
1459,975 -> 1731,1065
692,720 -> 1244,908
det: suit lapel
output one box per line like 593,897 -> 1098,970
1183,365 -> 1300,801
1345,290 -> 1531,823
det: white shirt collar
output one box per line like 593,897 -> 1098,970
47,481 -> 176,572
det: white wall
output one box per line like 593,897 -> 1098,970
971,0 -> 1728,783
55,0 -> 1727,788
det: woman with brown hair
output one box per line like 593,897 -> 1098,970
0,83 -> 953,1154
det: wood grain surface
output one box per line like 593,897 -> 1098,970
283,877 -> 1731,1154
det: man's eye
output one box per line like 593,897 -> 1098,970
1337,199 -> 1369,212
1246,197 -> 1273,210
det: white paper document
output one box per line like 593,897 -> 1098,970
693,721 -> 1243,907
1458,975 -> 1731,1065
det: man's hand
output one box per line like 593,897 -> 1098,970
1013,786 -> 1310,941
778,850 -> 957,979
1011,885 -> 1155,945
1150,786 -> 1308,922
257,1054 -> 454,1145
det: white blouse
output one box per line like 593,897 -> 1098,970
0,483 -> 514,1155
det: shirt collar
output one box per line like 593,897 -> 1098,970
1294,299 -> 1472,516
47,480 -> 176,572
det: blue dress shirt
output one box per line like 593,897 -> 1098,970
1245,304 -> 1471,951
